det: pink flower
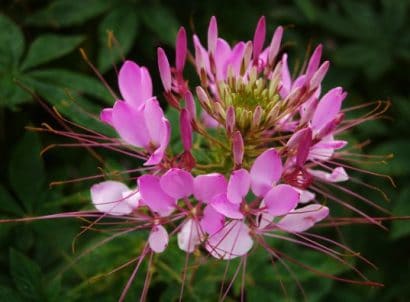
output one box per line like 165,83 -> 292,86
90,181 -> 140,216
101,61 -> 170,165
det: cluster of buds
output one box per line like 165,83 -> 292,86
38,16 -> 389,298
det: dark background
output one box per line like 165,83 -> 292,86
0,0 -> 409,301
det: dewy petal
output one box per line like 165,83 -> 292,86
138,175 -> 175,216
262,184 -> 299,216
157,47 -> 172,92
227,169 -> 250,204
211,193 -> 244,219
143,98 -> 165,146
250,148 -> 283,197
277,204 -> 329,233
149,225 -> 168,253
144,117 -> 170,166
311,87 -> 345,131
206,221 -> 253,260
176,27 -> 187,72
118,61 -> 152,109
309,167 -> 349,182
160,168 -> 194,199
112,100 -> 150,148
200,205 -> 225,235
90,181 -> 135,216
178,219 -> 202,253
193,173 -> 228,203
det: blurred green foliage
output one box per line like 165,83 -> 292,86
0,0 -> 409,301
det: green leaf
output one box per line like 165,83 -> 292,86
391,188 -> 410,240
21,35 -> 84,71
0,72 -> 31,108
0,185 -> 24,216
141,6 -> 179,45
0,14 -> 25,70
44,276 -> 61,302
9,249 -> 43,300
0,285 -> 23,302
0,15 -> 30,108
9,132 -> 45,212
98,6 -> 139,73
24,75 -> 115,135
27,69 -> 112,104
26,0 -> 111,28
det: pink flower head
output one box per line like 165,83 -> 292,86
49,15 -> 390,299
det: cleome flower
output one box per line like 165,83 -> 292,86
19,15 -> 392,301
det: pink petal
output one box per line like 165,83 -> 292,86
277,204 -> 329,233
138,175 -> 175,216
90,181 -> 136,216
252,16 -> 266,63
180,109 -> 192,151
309,167 -> 349,182
177,219 -> 202,253
200,205 -> 225,235
305,44 -> 322,79
257,200 -> 275,229
309,61 -> 329,90
268,26 -> 283,65
157,48 -> 172,92
207,16 -> 218,54
227,169 -> 250,204
140,66 -> 153,103
183,91 -> 196,120
176,27 -> 187,72
211,193 -> 244,219
228,42 -> 246,75
100,108 -> 113,125
206,221 -> 253,260
279,54 -> 291,98
232,131 -> 245,166
214,38 -> 231,80
250,148 -> 283,197
193,35 -> 210,75
143,98 -> 165,146
112,100 -> 150,148
144,118 -> 170,166
311,87 -> 346,131
160,168 -> 193,199
118,61 -> 152,109
296,128 -> 312,166
201,110 -> 219,128
295,188 -> 316,204
262,184 -> 299,216
194,173 -> 227,203
149,225 -> 168,253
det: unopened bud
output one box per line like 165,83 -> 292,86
232,131 -> 244,166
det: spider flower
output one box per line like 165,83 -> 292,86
29,15 -> 390,300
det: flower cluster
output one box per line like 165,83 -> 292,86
90,16 -> 359,261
